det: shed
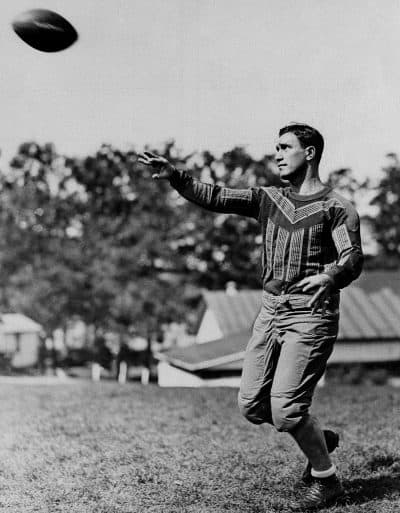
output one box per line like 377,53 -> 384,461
156,271 -> 400,387
0,314 -> 43,369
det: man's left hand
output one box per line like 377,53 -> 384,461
296,274 -> 334,314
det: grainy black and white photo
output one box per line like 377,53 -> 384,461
0,1 -> 399,512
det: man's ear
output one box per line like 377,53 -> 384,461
305,146 -> 316,161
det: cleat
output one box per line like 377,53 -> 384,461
290,474 -> 344,511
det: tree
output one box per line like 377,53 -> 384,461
326,167 -> 368,204
0,141 -> 190,343
369,153 -> 400,264
0,140 -> 282,346
0,142 -> 83,334
168,146 -> 281,289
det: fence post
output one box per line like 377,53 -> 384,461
118,361 -> 127,384
141,366 -> 150,385
91,362 -> 101,382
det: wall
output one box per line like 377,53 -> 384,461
11,333 -> 40,368
196,309 -> 223,343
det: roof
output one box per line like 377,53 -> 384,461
339,285 -> 400,339
0,314 -> 42,334
156,330 -> 249,372
203,271 -> 400,341
332,270 -> 400,339
354,270 -> 400,293
158,271 -> 400,371
201,289 -> 261,335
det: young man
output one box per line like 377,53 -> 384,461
139,123 -> 363,510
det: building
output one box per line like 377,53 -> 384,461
0,314 -> 43,370
156,271 -> 400,387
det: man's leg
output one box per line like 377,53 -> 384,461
291,414 -> 331,471
238,297 -> 280,425
300,429 -> 340,485
268,317 -> 337,438
268,298 -> 344,508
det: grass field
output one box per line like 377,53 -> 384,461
0,382 -> 399,513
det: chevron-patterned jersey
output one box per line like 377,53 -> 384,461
169,169 -> 364,293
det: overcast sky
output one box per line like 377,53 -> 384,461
0,0 -> 399,180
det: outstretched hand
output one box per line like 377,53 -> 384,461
296,274 -> 334,314
138,152 -> 175,180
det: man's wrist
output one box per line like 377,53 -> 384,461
321,272 -> 338,291
321,273 -> 334,283
167,166 -> 182,181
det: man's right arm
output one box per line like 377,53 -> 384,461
169,168 -> 261,219
138,151 -> 261,219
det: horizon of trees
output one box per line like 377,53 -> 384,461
0,140 -> 397,346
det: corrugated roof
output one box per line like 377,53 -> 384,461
201,289 -> 261,335
158,272 -> 400,370
203,273 -> 400,342
354,270 -> 400,293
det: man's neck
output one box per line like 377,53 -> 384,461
287,166 -> 325,195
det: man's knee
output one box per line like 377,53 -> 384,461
271,396 -> 308,432
237,393 -> 267,425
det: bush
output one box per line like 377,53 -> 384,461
61,347 -> 93,367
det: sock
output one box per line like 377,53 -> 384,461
311,464 -> 336,479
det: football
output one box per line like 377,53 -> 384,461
12,9 -> 78,52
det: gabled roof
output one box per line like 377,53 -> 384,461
0,314 -> 42,334
201,289 -> 261,335
158,271 -> 400,371
156,330 -> 249,372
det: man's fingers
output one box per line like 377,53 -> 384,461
307,286 -> 331,315
296,278 -> 312,291
138,154 -> 151,164
320,296 -> 330,315
138,154 -> 165,170
302,280 -> 322,292
297,277 -> 321,292
307,286 -> 325,307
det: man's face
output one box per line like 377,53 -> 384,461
275,132 -> 308,179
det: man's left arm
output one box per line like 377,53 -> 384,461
324,201 -> 364,290
298,200 -> 364,312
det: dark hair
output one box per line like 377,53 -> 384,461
279,122 -> 324,163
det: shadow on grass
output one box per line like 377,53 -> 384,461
342,472 -> 400,506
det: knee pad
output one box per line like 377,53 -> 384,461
271,396 -> 307,432
237,394 -> 266,425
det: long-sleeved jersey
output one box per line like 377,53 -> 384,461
169,169 -> 364,294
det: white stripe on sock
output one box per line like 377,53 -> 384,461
311,464 -> 336,478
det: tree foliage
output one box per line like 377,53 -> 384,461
4,139 -> 400,342
169,147 -> 280,289
326,167 -> 369,204
0,141 -> 280,340
369,153 -> 400,263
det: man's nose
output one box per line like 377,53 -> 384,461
275,151 -> 283,162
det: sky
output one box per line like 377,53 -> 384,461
0,0 -> 400,180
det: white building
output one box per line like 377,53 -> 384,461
0,314 -> 42,369
156,271 -> 400,387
